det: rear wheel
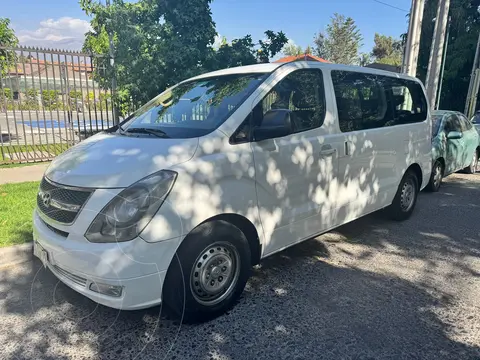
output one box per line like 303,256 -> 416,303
465,150 -> 478,174
427,160 -> 443,192
387,170 -> 419,221
162,220 -> 251,323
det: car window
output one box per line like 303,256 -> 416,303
444,114 -> 462,133
458,114 -> 473,131
389,78 -> 428,125
331,71 -> 427,132
261,69 -> 326,133
471,113 -> 480,124
432,114 -> 444,136
123,73 -> 268,139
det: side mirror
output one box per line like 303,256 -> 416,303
447,131 -> 463,140
253,109 -> 293,142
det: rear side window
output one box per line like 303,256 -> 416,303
444,114 -> 462,133
459,114 -> 473,131
332,71 -> 427,132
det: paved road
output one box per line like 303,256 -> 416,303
1,173 -> 480,360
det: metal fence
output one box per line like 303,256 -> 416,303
0,46 -> 118,164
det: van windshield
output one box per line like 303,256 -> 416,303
121,73 -> 268,138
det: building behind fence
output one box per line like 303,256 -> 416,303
0,46 -> 118,164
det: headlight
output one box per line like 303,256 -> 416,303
85,170 -> 177,243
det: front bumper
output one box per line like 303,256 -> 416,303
33,209 -> 181,310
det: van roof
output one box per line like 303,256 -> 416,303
189,61 -> 420,83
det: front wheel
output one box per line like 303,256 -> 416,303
387,170 -> 419,221
162,220 -> 251,323
465,150 -> 478,174
426,160 -> 443,192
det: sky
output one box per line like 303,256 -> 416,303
2,0 -> 412,55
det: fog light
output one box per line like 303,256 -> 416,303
89,282 -> 123,297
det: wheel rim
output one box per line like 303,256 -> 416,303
190,242 -> 241,306
400,178 -> 415,212
473,152 -> 479,173
433,164 -> 442,188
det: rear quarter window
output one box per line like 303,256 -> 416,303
332,71 -> 427,132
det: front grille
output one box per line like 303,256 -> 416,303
52,265 -> 88,287
37,177 -> 93,224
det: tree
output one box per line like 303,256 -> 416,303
416,0 -> 480,111
359,53 -> 372,67
81,0 -> 217,108
282,41 -> 303,56
0,18 -> 18,77
203,31 -> 287,70
81,0 -> 287,111
371,33 -> 403,66
313,13 -> 363,65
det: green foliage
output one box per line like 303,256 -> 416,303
81,0 -> 287,113
69,90 -> 83,101
0,18 -> 18,77
282,42 -> 304,56
313,13 -> 363,65
41,89 -> 60,110
371,33 -> 403,66
359,53 -> 372,67
257,30 -> 288,63
1,87 -> 12,99
23,88 -> 38,110
417,0 -> 480,111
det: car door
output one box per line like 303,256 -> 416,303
330,71 -> 400,220
471,112 -> 480,135
458,114 -> 479,168
250,67 -> 343,256
443,114 -> 465,173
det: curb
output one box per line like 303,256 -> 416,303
0,242 -> 34,269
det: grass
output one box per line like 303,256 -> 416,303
0,161 -> 51,169
0,143 -> 68,163
0,181 -> 40,247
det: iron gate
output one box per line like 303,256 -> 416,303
0,46 -> 118,164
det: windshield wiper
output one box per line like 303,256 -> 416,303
125,127 -> 170,138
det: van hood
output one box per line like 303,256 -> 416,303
45,133 -> 198,188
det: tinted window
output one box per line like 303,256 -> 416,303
261,69 -> 326,133
123,73 -> 268,139
459,114 -> 473,131
332,71 -> 427,132
471,113 -> 480,124
444,114 -> 462,133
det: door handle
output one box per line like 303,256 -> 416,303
320,148 -> 336,156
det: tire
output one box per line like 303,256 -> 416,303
387,170 -> 419,221
465,150 -> 478,174
162,220 -> 251,323
426,160 -> 443,192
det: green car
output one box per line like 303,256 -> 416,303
428,110 -> 480,191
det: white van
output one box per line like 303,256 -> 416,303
33,61 -> 431,322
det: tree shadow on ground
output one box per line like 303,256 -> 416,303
1,232 -> 480,359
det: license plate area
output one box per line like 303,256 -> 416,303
34,242 -> 49,267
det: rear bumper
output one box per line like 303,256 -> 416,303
33,209 -> 181,310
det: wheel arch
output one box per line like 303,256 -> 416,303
407,163 -> 423,188
436,157 -> 446,173
193,213 -> 262,266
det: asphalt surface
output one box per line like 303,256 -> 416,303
1,173 -> 480,360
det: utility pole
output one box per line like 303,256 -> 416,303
403,0 -> 425,77
464,34 -> 480,116
425,0 -> 451,110
436,16 -> 451,110
106,0 -> 118,124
